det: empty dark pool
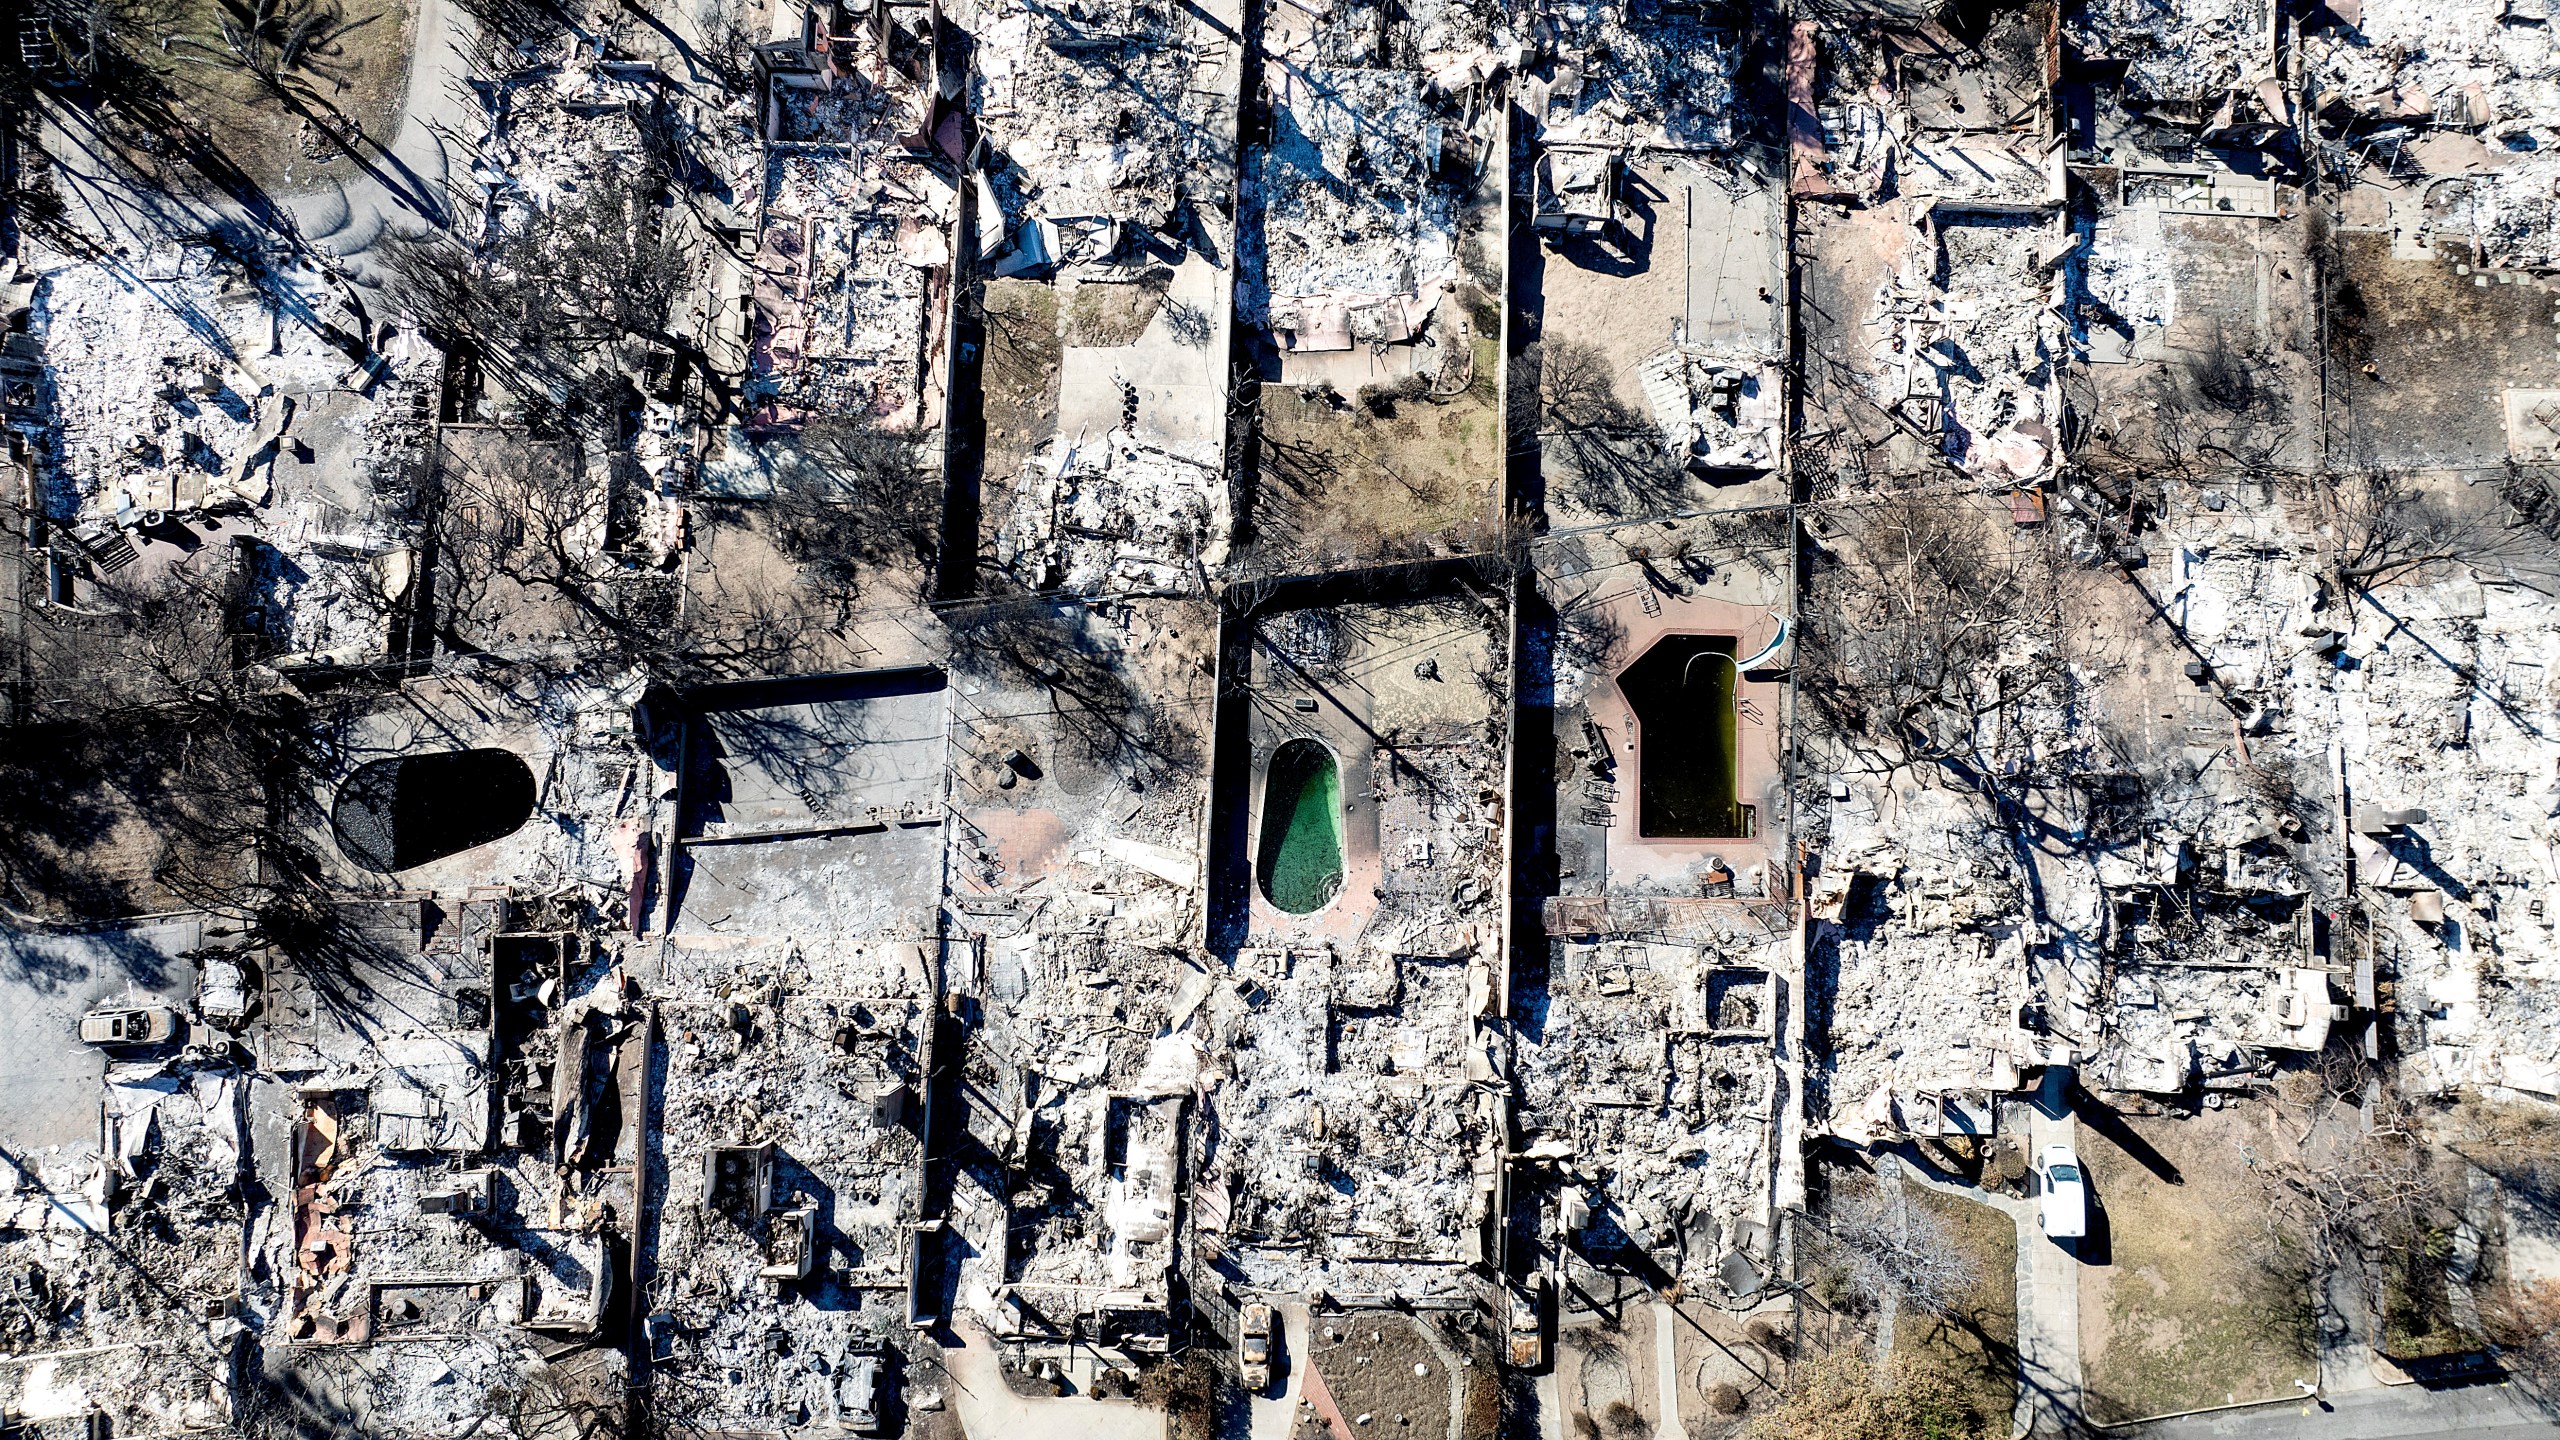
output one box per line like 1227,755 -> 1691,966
1256,738 -> 1344,913
1617,634 -> 1749,839
334,748 -> 538,872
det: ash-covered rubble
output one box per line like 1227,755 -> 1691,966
1806,786 -> 2043,1144
647,950 -> 934,1430
1524,0 -> 1739,153
475,43 -> 672,215
2068,0 -> 2293,161
960,0 -> 1240,272
1869,214 -> 2070,484
937,597 -> 1216,1348
255,895 -> 640,1435
0,1053 -> 251,1438
1246,0 -> 1505,347
996,435 -> 1231,593
17,238 -> 436,663
2339,567 -> 2560,1099
1513,917 -> 1786,1302
1199,589 -> 1512,1307
1206,946 -> 1503,1304
1632,343 -> 1784,472
2304,0 -> 2560,267
744,15 -> 955,433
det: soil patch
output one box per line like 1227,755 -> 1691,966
155,0 -> 420,194
1888,1184 -> 2018,1424
1063,273 -> 1172,348
2077,1103 -> 2315,1425
1313,1312 -> 1457,1438
1248,346 -> 1501,574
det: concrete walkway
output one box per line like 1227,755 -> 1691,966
1652,1300 -> 1682,1437
1884,1106 -> 2084,1440
937,1323 -> 1166,1440
1535,1366 -> 1569,1440
2018,1094 -> 2084,1439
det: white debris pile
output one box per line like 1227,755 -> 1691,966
1810,781 -> 2041,1140
750,147 -> 952,429
954,928 -> 1197,1326
2301,0 -> 2560,267
2459,167 -> 2560,271
1286,0 -> 1503,69
968,0 -> 1236,240
1534,6 -> 1738,151
252,518 -> 405,666
2090,961 -> 2335,1094
0,1059 -> 249,1438
2310,0 -> 2539,128
2078,222 -> 2176,331
30,247 -> 351,525
1250,67 -> 1461,315
2339,575 -> 2560,1099
650,988 -> 929,1427
998,431 -> 1231,593
1209,951 -> 1498,1289
1634,348 -> 1782,470
1512,934 -> 1780,1295
1868,217 -> 2067,484
480,53 -> 661,213
2067,0 -> 2269,108
2156,531 -> 2330,722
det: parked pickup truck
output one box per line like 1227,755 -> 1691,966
1238,1301 -> 1273,1391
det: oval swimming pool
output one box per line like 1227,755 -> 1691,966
333,748 -> 538,873
1256,738 -> 1345,914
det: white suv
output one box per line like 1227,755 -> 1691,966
2037,1144 -> 2088,1240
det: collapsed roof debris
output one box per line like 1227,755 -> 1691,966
1870,214 -> 2069,484
962,0 -> 1240,271
747,20 -> 955,431
1526,0 -> 1738,152
19,0 -> 2560,1428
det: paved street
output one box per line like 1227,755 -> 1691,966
2127,1382 -> 2560,1439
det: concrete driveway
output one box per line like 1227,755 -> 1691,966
1247,1304 -> 1311,1440
937,1323 -> 1166,1440
0,916 -> 203,1153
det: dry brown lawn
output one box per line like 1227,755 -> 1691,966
2077,1104 -> 2315,1425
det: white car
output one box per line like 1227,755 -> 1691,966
79,1005 -> 180,1048
2037,1144 -> 2088,1240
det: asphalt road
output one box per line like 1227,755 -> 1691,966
2129,1383 -> 2560,1439
0,915 -> 202,1153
